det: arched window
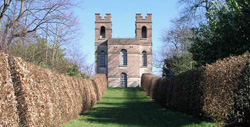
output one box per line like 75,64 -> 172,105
120,49 -> 127,66
120,73 -> 127,88
142,26 -> 147,38
100,51 -> 105,67
142,51 -> 147,66
100,26 -> 105,38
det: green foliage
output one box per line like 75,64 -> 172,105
233,56 -> 250,123
163,54 -> 195,77
66,65 -> 79,76
161,23 -> 196,77
81,73 -> 89,79
10,37 -> 88,78
189,26 -> 214,67
162,59 -> 175,77
190,0 -> 250,66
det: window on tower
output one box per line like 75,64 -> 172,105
142,26 -> 147,38
120,49 -> 127,66
100,51 -> 105,67
142,51 -> 147,66
100,26 -> 106,38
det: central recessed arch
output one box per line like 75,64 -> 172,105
120,73 -> 127,88
100,51 -> 105,67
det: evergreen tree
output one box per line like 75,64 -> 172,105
190,0 -> 250,66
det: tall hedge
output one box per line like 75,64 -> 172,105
0,52 -> 107,127
141,52 -> 250,125
0,53 -> 19,127
202,52 -> 250,124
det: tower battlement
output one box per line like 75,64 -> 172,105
136,13 -> 152,22
95,13 -> 111,22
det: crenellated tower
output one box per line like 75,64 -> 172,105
135,13 -> 152,45
95,13 -> 112,75
135,13 -> 153,79
95,13 -> 112,45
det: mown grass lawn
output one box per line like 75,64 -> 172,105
63,88 -> 219,127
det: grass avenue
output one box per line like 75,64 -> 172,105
64,88 -> 218,127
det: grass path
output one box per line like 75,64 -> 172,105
63,88 -> 218,127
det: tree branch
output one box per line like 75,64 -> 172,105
0,0 -> 12,26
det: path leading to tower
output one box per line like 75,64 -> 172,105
63,88 -> 218,127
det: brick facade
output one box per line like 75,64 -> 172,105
95,13 -> 152,87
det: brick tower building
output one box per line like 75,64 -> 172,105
95,13 -> 152,87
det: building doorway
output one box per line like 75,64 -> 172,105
120,73 -> 127,88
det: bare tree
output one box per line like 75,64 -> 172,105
82,63 -> 95,77
0,0 -> 79,52
177,0 -> 227,26
154,0 -> 213,71
67,47 -> 86,70
177,0 -> 212,25
154,19 -> 194,76
160,19 -> 193,60
67,43 -> 95,77
0,0 -> 12,25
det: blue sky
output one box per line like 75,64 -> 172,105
73,0 -> 179,75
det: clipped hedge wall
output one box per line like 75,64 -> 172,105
0,53 -> 107,127
141,52 -> 250,125
202,53 -> 250,124
0,53 -> 19,127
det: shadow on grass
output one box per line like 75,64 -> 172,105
79,88 -> 215,127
